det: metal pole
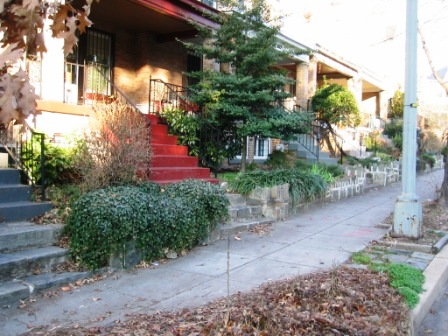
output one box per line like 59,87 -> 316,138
393,0 -> 422,238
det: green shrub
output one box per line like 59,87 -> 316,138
421,153 -> 435,168
164,179 -> 230,237
162,108 -> 200,154
309,163 -> 344,183
66,181 -> 229,270
229,169 -> 326,205
383,119 -> 403,138
21,138 -> 76,186
392,134 -> 403,151
66,186 -> 151,269
265,150 -> 295,170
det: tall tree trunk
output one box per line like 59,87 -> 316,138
419,24 -> 448,202
442,148 -> 448,201
240,136 -> 247,172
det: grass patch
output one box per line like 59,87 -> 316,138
350,250 -> 425,309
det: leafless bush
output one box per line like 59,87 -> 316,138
74,102 -> 150,192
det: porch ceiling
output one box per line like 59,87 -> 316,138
77,0 -> 218,36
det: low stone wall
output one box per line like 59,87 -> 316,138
247,183 -> 290,220
239,156 -> 444,220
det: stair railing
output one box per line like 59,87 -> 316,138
149,78 -> 199,115
0,120 -> 46,200
294,106 -> 321,161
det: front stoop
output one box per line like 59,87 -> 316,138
146,114 -> 219,184
0,168 -> 92,307
0,222 -> 92,307
0,169 -> 51,223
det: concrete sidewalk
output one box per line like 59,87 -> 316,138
0,170 -> 445,336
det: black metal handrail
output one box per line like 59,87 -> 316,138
149,78 -> 200,114
0,120 -> 46,200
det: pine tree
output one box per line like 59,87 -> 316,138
184,0 -> 311,171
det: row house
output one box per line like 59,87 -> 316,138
23,0 -> 385,175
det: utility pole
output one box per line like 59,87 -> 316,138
393,0 -> 422,238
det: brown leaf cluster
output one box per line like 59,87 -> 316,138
23,267 -> 411,336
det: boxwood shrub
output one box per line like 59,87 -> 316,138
66,180 -> 229,270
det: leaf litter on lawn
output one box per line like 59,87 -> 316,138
22,267 -> 411,336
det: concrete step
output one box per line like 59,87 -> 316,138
0,270 -> 93,307
0,169 -> 20,185
0,201 -> 52,223
0,222 -> 63,253
0,184 -> 32,203
0,246 -> 68,281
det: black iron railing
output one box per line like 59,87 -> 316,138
0,120 -> 46,200
149,78 -> 200,114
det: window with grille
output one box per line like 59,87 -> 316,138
64,29 -> 113,103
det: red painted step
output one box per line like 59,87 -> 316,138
149,167 -> 212,181
151,155 -> 199,168
150,123 -> 170,136
151,132 -> 178,145
145,113 -> 218,184
151,144 -> 189,156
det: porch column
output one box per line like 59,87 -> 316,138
295,62 -> 309,110
308,56 -> 318,105
347,73 -> 363,107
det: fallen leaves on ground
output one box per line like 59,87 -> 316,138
22,267 -> 411,336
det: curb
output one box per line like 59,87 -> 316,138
411,243 -> 448,331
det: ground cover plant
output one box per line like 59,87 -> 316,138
65,180 -> 229,270
349,250 -> 425,309
228,168 -> 327,205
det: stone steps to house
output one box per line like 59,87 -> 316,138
0,184 -> 32,203
0,168 -> 21,184
288,142 -> 339,165
0,222 -> 63,253
0,201 -> 53,223
0,168 -> 90,307
0,220 -> 94,307
0,246 -> 68,281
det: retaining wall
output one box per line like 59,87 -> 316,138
241,155 -> 444,221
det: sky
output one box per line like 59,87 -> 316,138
275,0 -> 448,88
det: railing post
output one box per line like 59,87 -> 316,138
40,133 -> 46,201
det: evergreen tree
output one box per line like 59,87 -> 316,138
388,88 -> 405,119
184,0 -> 311,172
311,83 -> 360,155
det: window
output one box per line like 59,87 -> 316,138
64,29 -> 113,104
254,136 -> 270,159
